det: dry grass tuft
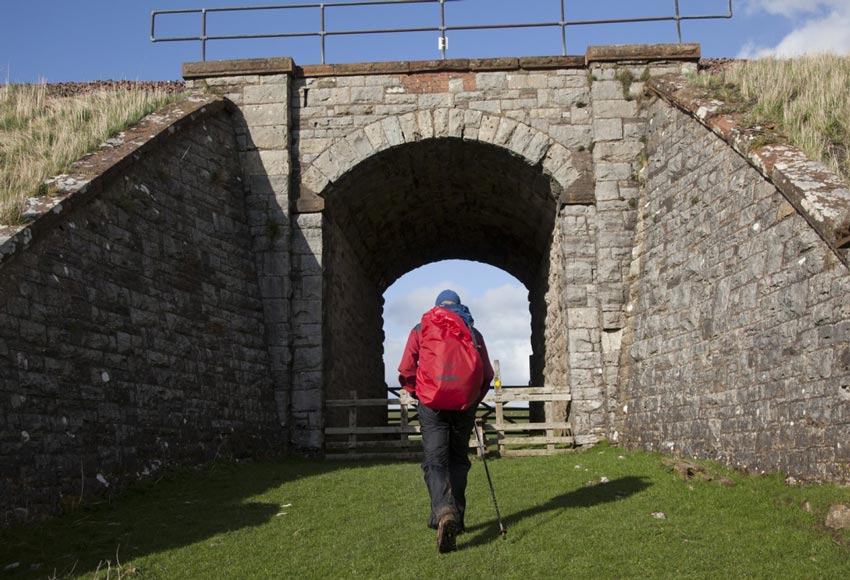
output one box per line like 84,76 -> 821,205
701,55 -> 850,184
0,83 -> 184,224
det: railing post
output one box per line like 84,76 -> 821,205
439,0 -> 446,60
560,0 -> 567,56
201,8 -> 208,61
320,3 -> 327,65
674,0 -> 682,43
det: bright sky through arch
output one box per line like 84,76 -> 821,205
383,260 -> 531,389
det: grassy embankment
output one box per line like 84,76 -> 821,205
1,444 -> 849,579
0,82 -> 184,225
698,54 -> 850,185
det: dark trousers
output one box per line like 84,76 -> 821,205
418,404 -> 477,529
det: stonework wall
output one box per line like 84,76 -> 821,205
619,100 -> 850,482
187,73 -> 295,436
283,58 -> 693,446
0,110 -> 279,524
324,215 -> 386,429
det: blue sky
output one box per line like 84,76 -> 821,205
2,0 -> 848,387
3,1 -> 848,83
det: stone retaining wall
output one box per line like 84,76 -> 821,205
0,103 -> 280,525
619,98 -> 850,482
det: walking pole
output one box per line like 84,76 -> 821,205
475,419 -> 507,540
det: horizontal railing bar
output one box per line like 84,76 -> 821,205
327,398 -> 405,406
152,15 -> 725,43
326,451 -> 424,460
501,436 -> 575,445
502,448 -> 574,457
487,394 -> 572,402
487,422 -> 572,432
326,426 -> 421,434
327,440 -> 421,449
152,0 -> 442,16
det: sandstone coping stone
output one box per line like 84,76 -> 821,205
183,57 -> 296,79
648,74 -> 850,268
0,95 -> 225,269
182,47 -> 690,82
586,43 -> 700,63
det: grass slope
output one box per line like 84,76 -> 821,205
700,55 -> 850,185
2,445 -> 849,579
0,83 -> 184,224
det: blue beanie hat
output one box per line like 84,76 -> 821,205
435,289 -> 461,306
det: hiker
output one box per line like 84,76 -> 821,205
398,289 -> 494,553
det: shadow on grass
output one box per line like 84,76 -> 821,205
0,458 -> 344,579
462,475 -> 651,549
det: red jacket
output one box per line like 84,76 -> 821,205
398,317 -> 495,409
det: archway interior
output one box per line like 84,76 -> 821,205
321,137 -> 560,427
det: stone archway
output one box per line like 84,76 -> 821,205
295,111 -> 595,442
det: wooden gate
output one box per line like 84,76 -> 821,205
324,382 -> 573,460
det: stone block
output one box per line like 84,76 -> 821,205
245,125 -> 288,150
243,84 -> 288,105
548,124 -> 593,148
593,141 -> 644,163
566,261 -> 594,284
591,80 -> 624,100
568,308 -> 598,329
476,72 -> 508,90
593,118 -> 623,141
310,87 -> 351,106
594,99 -> 639,118
594,162 -> 632,181
416,110 -> 434,139
553,88 -> 588,107
381,115 -> 405,146
364,121 -> 388,150
241,103 -> 289,127
350,86 -> 385,104
595,181 -> 620,202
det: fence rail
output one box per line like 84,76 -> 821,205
324,383 -> 575,460
151,0 -> 734,63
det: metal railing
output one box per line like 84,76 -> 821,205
151,0 -> 733,64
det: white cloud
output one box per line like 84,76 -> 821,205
740,1 -> 850,57
383,280 -> 468,330
745,0 -> 844,17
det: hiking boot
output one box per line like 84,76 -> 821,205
436,513 -> 458,553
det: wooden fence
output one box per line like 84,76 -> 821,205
324,384 -> 573,460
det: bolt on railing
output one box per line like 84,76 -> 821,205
151,0 -> 733,64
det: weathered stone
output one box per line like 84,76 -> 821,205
825,504 -> 850,530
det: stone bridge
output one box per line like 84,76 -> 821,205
2,44 -> 850,523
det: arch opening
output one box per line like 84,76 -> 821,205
382,260 -> 533,393
320,137 -> 566,432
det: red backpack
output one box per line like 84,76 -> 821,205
415,306 -> 484,410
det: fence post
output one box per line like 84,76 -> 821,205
545,385 -> 555,454
400,390 -> 411,449
348,390 -> 358,451
494,360 -> 505,456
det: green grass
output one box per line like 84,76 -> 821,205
2,445 -> 849,579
